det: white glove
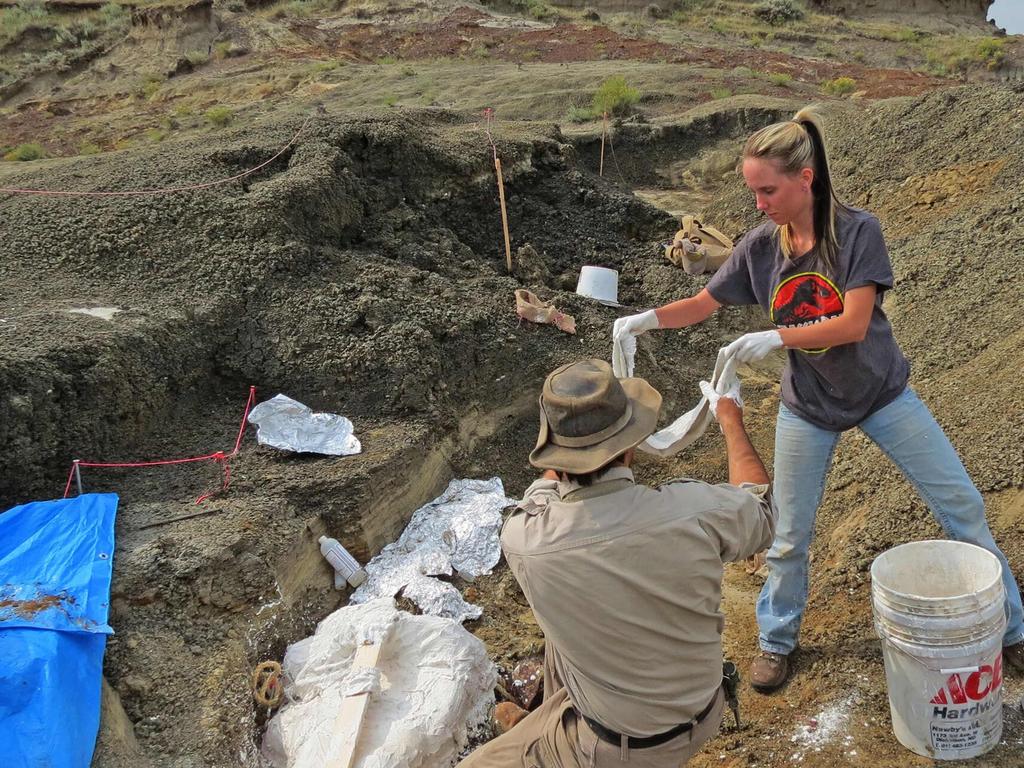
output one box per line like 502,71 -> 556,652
699,378 -> 744,416
613,310 -> 660,343
612,310 -> 660,378
722,330 -> 783,364
612,333 -> 637,378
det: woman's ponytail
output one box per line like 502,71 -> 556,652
744,106 -> 849,274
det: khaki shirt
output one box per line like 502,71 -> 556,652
501,467 -> 775,737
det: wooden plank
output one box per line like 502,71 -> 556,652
495,157 -> 512,273
327,641 -> 383,768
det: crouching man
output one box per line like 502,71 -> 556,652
459,358 -> 776,767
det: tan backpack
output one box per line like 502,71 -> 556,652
663,215 -> 734,275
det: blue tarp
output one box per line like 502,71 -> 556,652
0,493 -> 118,768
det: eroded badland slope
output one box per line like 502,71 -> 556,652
1,1 -> 1023,766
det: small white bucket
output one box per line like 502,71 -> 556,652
575,266 -> 620,306
871,540 -> 1006,760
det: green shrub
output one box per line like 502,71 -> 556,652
815,40 -> 838,58
99,2 -> 128,26
891,28 -> 921,43
923,37 -> 1007,75
377,55 -> 397,65
185,50 -> 209,67
40,50 -> 71,72
767,72 -> 792,86
822,76 -> 855,96
746,31 -> 774,47
78,141 -> 102,155
623,18 -> 647,37
278,0 -> 339,17
672,0 -> 710,10
753,0 -> 804,25
138,72 -> 163,99
874,26 -> 922,43
55,24 -> 79,45
0,0 -> 51,45
205,106 -> 233,127
528,0 -> 557,20
309,60 -> 340,74
213,41 -> 248,59
710,87 -> 732,99
975,38 -> 1006,70
592,75 -> 639,117
3,142 -> 45,161
566,105 -> 594,123
497,0 -> 557,21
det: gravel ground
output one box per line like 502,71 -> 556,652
2,84 -> 1023,767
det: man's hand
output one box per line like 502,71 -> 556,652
723,330 -> 783,364
744,551 -> 767,575
699,379 -> 743,419
715,395 -> 743,424
717,395 -> 770,488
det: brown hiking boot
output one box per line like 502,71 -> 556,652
1004,641 -> 1024,675
750,651 -> 789,693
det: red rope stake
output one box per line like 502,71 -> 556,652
232,386 -> 257,456
194,452 -> 229,505
63,386 -> 257,504
0,110 -> 316,198
62,463 -> 77,499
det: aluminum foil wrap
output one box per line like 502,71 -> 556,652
402,576 -> 481,623
351,478 -> 514,623
247,394 -> 361,456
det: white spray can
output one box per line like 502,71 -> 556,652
318,535 -> 368,589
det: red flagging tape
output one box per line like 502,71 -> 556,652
63,386 -> 257,504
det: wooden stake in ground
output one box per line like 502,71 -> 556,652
494,157 -> 512,272
327,641 -> 383,768
600,112 -> 608,177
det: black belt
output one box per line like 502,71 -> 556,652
575,691 -> 718,750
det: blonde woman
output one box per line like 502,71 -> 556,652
613,107 -> 1024,691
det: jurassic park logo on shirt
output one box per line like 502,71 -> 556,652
770,272 -> 844,355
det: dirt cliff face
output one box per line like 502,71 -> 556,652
4,83 -> 1024,767
0,104 -> 774,767
812,0 -> 992,20
2,2 -> 1023,766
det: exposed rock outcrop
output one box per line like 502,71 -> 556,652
810,0 -> 992,22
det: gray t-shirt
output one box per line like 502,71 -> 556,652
707,207 -> 909,431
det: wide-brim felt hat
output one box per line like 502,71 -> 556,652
529,358 -> 662,474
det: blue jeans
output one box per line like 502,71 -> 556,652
757,387 -> 1024,654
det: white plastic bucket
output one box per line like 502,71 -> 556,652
871,540 -> 1006,760
575,266 -> 620,306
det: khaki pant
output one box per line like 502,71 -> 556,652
459,650 -> 724,768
